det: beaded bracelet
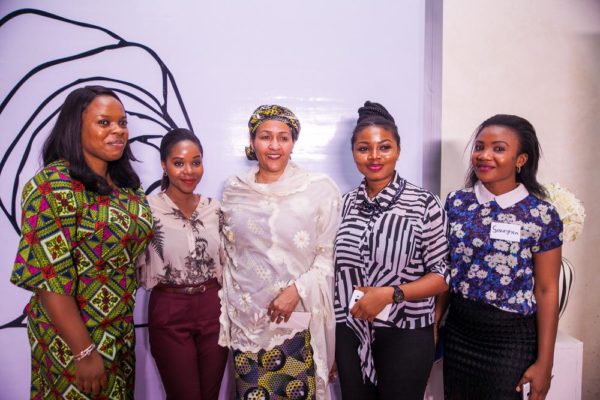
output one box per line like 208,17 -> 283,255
73,343 -> 96,362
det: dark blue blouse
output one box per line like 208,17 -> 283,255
445,183 -> 562,315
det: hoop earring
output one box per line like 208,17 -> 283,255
516,166 -> 522,174
163,170 -> 167,177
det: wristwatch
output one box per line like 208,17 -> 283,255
392,285 -> 405,304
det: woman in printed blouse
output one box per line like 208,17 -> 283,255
10,85 -> 153,399
441,114 -> 562,400
137,128 -> 228,400
333,101 -> 450,400
219,105 -> 341,400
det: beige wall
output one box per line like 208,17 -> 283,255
441,1 -> 600,398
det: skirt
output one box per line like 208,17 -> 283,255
232,330 -> 315,400
443,295 -> 537,400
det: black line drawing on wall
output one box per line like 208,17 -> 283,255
0,8 -> 193,330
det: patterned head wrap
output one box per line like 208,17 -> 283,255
248,104 -> 301,141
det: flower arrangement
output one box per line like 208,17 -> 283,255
545,183 -> 586,243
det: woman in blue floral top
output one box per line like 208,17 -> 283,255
441,115 -> 563,400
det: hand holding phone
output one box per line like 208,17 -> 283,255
521,382 -> 530,400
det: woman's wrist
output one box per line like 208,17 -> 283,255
73,343 -> 96,362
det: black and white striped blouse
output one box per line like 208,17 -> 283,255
334,172 -> 449,381
334,172 -> 449,326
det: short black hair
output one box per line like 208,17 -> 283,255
466,114 -> 546,198
159,128 -> 203,190
42,85 -> 140,194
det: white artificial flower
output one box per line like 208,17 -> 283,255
453,199 -> 463,207
482,217 -> 492,225
530,208 -> 540,217
545,182 -> 586,242
476,270 -> 488,279
485,291 -> 497,301
451,268 -> 458,277
507,255 -> 518,267
481,208 -> 491,216
462,255 -> 471,263
468,203 -> 478,211
472,238 -> 484,247
510,243 -> 520,253
456,230 -> 465,238
500,276 -> 512,285
464,247 -> 474,257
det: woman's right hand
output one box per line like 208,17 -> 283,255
75,350 -> 108,396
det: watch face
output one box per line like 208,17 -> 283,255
393,286 -> 404,303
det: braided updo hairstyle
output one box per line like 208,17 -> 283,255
351,101 -> 401,149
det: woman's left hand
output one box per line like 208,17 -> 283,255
516,361 -> 553,400
268,284 -> 301,323
351,286 -> 393,322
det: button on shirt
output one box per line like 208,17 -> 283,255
334,172 -> 449,383
445,182 -> 563,315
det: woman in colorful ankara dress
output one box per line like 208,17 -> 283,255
137,128 -> 228,399
219,105 -> 341,400
442,114 -> 563,400
333,101 -> 449,400
10,86 -> 152,399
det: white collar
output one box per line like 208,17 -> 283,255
474,181 -> 529,209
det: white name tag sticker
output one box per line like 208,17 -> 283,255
490,222 -> 521,242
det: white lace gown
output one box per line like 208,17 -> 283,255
218,162 -> 341,399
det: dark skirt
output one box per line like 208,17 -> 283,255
443,295 -> 537,400
233,330 -> 316,400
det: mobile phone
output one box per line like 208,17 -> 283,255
521,382 -> 530,400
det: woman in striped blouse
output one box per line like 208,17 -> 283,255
333,101 -> 450,400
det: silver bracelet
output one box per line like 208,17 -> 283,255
73,343 -> 95,362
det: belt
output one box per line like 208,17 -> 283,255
154,278 -> 219,295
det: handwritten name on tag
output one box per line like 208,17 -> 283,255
490,222 -> 521,242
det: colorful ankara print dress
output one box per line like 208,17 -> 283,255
10,160 -> 153,400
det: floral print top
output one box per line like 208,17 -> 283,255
445,182 -> 563,315
137,192 -> 223,289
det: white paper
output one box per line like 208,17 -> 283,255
269,311 -> 311,330
490,221 -> 521,242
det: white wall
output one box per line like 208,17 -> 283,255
0,1 -> 439,398
441,1 -> 600,399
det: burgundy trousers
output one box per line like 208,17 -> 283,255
148,283 -> 228,400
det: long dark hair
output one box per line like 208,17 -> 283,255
159,128 -> 203,190
351,101 -> 400,149
466,114 -> 546,198
42,85 -> 140,194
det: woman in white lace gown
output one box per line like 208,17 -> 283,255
219,105 -> 340,400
